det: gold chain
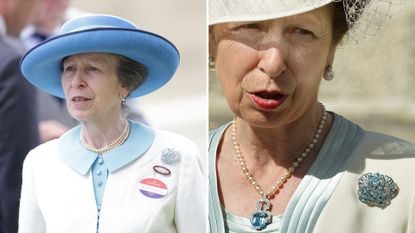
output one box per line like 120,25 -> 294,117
231,104 -> 327,198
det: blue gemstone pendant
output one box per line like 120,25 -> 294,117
250,197 -> 272,230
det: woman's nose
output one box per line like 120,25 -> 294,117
71,71 -> 86,88
257,46 -> 287,78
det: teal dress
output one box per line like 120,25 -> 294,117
208,114 -> 365,233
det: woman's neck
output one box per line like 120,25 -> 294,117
234,103 -> 332,168
81,115 -> 127,149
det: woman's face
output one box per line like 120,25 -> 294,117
210,5 -> 335,128
61,53 -> 128,122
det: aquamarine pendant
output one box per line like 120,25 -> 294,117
250,197 -> 272,230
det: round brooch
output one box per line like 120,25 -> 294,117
161,148 -> 181,165
357,172 -> 399,208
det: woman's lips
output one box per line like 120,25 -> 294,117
72,96 -> 90,101
249,92 -> 287,110
71,96 -> 92,108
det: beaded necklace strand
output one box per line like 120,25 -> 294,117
80,119 -> 130,154
231,104 -> 327,230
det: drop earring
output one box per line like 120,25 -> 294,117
209,56 -> 215,71
324,65 -> 334,81
122,97 -> 126,105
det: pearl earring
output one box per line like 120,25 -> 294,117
324,65 -> 334,81
209,56 -> 215,71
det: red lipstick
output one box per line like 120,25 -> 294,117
249,92 -> 287,110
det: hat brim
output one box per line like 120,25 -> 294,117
21,28 -> 180,99
209,0 -> 333,25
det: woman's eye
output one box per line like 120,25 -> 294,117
244,24 -> 260,30
63,66 -> 75,73
293,28 -> 314,36
233,23 -> 261,32
86,66 -> 99,72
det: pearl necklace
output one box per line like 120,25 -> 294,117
80,120 -> 130,154
231,104 -> 327,230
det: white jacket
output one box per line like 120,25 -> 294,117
19,123 -> 207,233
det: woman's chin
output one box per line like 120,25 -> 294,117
244,113 -> 280,126
68,110 -> 91,122
238,112 -> 286,129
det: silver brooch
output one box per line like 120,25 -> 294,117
357,172 -> 399,208
161,148 -> 181,165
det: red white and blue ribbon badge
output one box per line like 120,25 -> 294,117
138,178 -> 168,199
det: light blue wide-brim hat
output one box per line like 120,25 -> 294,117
20,14 -> 180,99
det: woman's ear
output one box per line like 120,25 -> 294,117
326,44 -> 336,67
119,86 -> 129,100
209,26 -> 217,58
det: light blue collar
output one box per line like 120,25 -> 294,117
58,121 -> 155,175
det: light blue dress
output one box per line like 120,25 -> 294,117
208,114 -> 365,233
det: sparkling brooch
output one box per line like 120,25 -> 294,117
357,172 -> 399,208
161,148 -> 181,165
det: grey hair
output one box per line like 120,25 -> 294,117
116,55 -> 148,95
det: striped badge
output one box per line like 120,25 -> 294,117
138,178 -> 168,199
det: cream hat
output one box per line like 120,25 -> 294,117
209,0 -> 405,44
